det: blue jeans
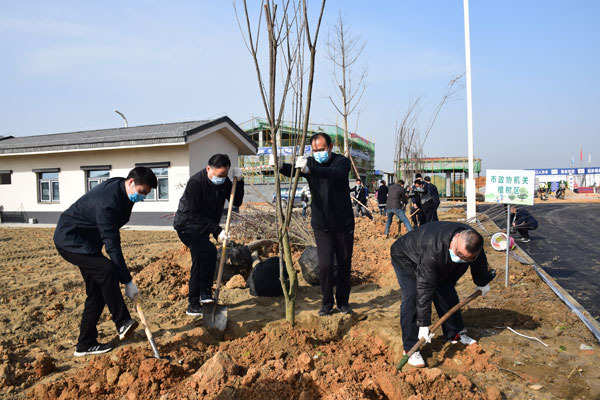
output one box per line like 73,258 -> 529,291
384,208 -> 412,236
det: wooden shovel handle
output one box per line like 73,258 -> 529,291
397,289 -> 482,370
213,177 -> 238,305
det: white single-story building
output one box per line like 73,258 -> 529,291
0,116 -> 257,225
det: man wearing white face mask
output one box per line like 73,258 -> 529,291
390,221 -> 495,367
174,154 -> 244,316
54,167 -> 157,356
274,132 -> 355,316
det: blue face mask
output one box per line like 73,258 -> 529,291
128,192 -> 146,203
313,150 -> 329,164
449,249 -> 467,263
210,176 -> 226,185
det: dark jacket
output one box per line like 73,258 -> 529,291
387,184 -> 408,209
173,169 -> 244,236
426,182 -> 440,206
376,185 -> 389,205
413,184 -> 432,205
511,208 -> 538,229
281,153 -> 354,232
391,221 -> 495,326
352,185 -> 367,204
53,178 -> 134,284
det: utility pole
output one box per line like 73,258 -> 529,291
463,0 -> 476,220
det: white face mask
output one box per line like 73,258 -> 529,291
449,249 -> 467,263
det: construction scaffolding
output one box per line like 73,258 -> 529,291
396,157 -> 482,200
238,118 -> 375,184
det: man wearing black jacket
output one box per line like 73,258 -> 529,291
276,132 -> 354,316
510,205 -> 538,243
390,221 -> 495,367
424,176 -> 440,222
174,154 -> 244,316
376,180 -> 389,216
54,167 -> 157,357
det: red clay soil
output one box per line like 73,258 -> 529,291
0,208 -> 598,399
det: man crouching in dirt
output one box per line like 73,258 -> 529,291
273,132 -> 355,316
173,154 -> 244,317
53,167 -> 157,357
390,221 -> 495,367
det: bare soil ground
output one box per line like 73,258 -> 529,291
1,206 -> 598,399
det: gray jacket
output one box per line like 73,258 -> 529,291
387,183 -> 408,209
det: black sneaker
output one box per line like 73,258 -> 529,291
318,306 -> 333,316
117,319 -> 139,340
186,303 -> 203,317
74,342 -> 112,357
337,305 -> 353,315
200,291 -> 214,304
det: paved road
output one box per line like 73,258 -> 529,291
479,203 -> 600,322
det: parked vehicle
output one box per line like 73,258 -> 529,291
272,186 -> 309,208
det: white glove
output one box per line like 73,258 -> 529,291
476,284 -> 490,297
218,230 -> 230,244
232,167 -> 243,180
295,155 -> 309,174
418,326 -> 434,343
268,154 -> 283,170
125,281 -> 139,301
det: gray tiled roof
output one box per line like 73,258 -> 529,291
0,116 -> 257,155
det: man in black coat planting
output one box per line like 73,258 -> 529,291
275,132 -> 355,316
174,154 -> 244,317
54,167 -> 157,357
390,221 -> 495,367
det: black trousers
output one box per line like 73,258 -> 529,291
176,228 -> 217,305
422,201 -> 436,224
56,247 -> 131,348
313,227 -> 354,308
391,257 -> 465,352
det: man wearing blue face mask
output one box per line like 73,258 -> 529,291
54,167 -> 157,357
276,132 -> 355,316
389,221 -> 495,368
174,154 -> 244,316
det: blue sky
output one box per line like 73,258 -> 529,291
1,1 -> 598,172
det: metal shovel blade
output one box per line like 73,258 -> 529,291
202,303 -> 228,331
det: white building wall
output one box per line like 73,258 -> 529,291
0,144 -> 189,214
188,131 -> 239,176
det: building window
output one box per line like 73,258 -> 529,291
135,162 -> 169,201
38,171 -> 60,202
0,170 -> 11,185
81,165 -> 111,192
87,170 -> 110,191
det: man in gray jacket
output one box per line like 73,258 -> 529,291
384,180 -> 412,238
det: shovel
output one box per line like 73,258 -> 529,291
396,270 -> 495,371
203,176 -> 238,331
134,294 -> 162,359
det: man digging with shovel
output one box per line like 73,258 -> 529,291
390,221 -> 495,367
174,154 -> 244,318
53,167 -> 157,357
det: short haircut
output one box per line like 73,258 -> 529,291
415,173 -> 422,179
460,230 -> 484,254
127,167 -> 157,188
414,179 -> 422,185
380,180 -> 386,184
310,132 -> 332,146
399,179 -> 405,185
424,176 -> 431,182
208,154 -> 231,168
356,179 -> 362,183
